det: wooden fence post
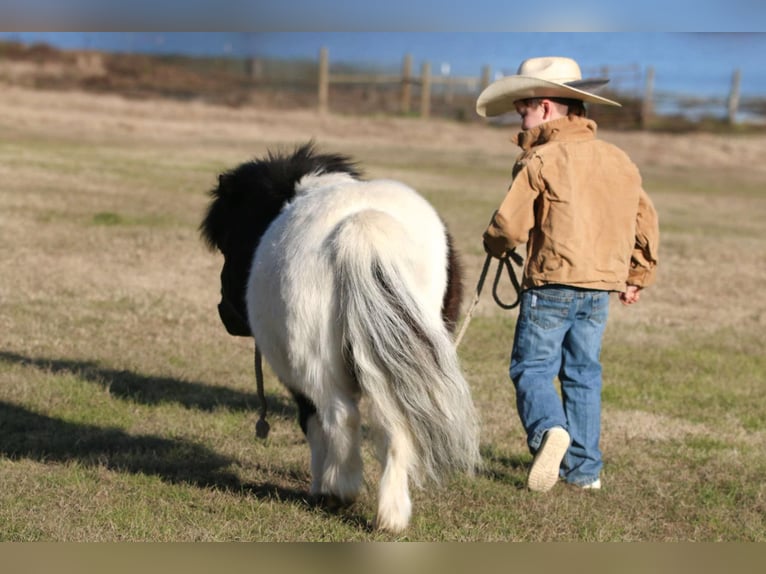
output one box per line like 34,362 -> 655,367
641,66 -> 655,129
318,46 -> 329,114
246,57 -> 262,81
727,68 -> 741,125
420,61 -> 431,119
401,53 -> 412,114
481,65 -> 491,91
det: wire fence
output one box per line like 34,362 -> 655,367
256,49 -> 765,128
2,40 -> 764,129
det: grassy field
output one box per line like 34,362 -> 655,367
1,86 -> 765,542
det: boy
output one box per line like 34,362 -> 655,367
477,56 -> 659,491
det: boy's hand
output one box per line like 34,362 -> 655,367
619,285 -> 642,305
483,234 -> 508,259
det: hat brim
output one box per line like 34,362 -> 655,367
476,76 -> 621,117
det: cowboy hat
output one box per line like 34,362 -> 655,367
476,56 -> 621,117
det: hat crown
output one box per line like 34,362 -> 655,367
516,57 -> 582,84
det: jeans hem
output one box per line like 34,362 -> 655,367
561,475 -> 600,486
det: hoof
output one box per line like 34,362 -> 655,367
374,515 -> 409,533
312,493 -> 353,513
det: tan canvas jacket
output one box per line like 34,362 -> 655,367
484,115 -> 659,292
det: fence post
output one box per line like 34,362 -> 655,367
727,68 -> 741,125
246,57 -> 262,81
641,66 -> 655,129
318,47 -> 329,114
401,53 -> 412,114
420,61 -> 431,119
481,65 -> 491,91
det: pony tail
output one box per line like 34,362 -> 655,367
332,210 -> 481,485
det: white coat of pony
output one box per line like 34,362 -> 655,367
247,171 -> 481,532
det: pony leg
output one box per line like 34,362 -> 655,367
375,425 -> 415,533
289,391 -> 327,496
317,396 -> 363,505
305,413 -> 329,496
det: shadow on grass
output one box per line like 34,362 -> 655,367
0,400 -> 373,530
0,350 -> 296,415
0,399 -> 305,500
480,445 -> 530,490
0,351 -> 376,530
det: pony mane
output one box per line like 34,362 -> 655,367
200,141 -> 362,252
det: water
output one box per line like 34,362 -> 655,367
3,32 -> 765,107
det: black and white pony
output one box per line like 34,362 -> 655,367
200,143 -> 480,532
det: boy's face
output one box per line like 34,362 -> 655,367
514,98 -> 547,130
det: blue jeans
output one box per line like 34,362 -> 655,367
510,285 -> 610,486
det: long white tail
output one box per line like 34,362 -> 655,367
332,209 -> 481,485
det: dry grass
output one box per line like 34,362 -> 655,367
1,85 -> 765,541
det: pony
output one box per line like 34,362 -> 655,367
200,142 -> 480,532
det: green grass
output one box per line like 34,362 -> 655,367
1,88 -> 765,541
602,332 -> 766,430
90,211 -> 178,228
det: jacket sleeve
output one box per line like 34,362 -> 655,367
628,187 -> 660,287
483,159 -> 539,257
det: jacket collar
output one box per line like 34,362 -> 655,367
514,115 -> 597,151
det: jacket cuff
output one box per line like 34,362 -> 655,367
628,266 -> 655,288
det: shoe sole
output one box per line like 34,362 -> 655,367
527,428 -> 570,493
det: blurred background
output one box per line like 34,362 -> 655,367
1,32 -> 764,131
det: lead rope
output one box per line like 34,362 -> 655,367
454,250 -> 523,349
254,344 -> 270,439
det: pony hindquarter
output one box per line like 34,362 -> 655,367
334,208 -> 481,532
248,176 -> 481,532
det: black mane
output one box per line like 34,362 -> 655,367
200,142 -> 361,253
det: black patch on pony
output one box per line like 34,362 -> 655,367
442,231 -> 464,333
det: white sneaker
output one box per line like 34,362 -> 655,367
581,478 -> 601,490
527,427 -> 570,493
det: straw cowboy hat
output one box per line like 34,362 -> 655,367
476,56 -> 621,117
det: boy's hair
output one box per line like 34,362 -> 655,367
550,97 -> 587,117
522,97 -> 587,117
